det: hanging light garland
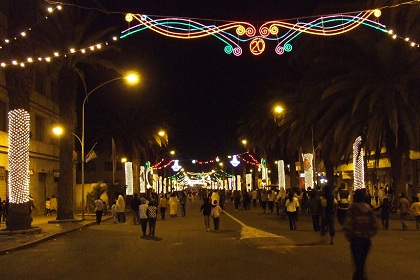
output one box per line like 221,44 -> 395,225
0,4 -> 63,49
0,38 -> 118,68
121,5 -> 418,56
0,3 -> 119,67
8,109 -> 30,204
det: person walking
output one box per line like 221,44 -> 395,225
337,183 -> 350,225
147,199 -> 158,237
200,197 -> 212,231
50,195 -> 58,215
397,192 -> 410,230
139,198 -> 149,237
374,196 -> 390,229
267,190 -> 275,213
211,200 -> 223,231
285,191 -> 299,230
168,192 -> 179,217
45,198 -> 51,216
130,193 -> 141,225
260,189 -> 268,214
321,185 -> 337,245
410,196 -> 420,230
111,200 -> 118,223
180,192 -> 187,217
344,188 -> 378,280
159,194 -> 168,220
307,190 -> 321,231
116,195 -> 126,223
251,188 -> 258,208
94,196 -> 104,225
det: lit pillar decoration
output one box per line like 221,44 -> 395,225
8,109 -> 30,204
302,153 -> 314,190
228,177 -> 232,190
278,160 -> 285,189
236,175 -> 241,190
139,166 -> 146,193
259,158 -> 268,187
159,176 -> 163,194
353,136 -> 365,190
125,162 -> 133,195
153,173 -> 159,191
246,173 -> 253,190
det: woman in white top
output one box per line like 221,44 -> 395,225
115,195 -> 126,223
285,191 -> 299,230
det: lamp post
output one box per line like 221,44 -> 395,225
78,72 -> 139,219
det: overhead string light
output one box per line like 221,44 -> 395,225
386,29 -> 419,48
151,159 -> 174,170
0,37 -> 119,68
0,4 -> 63,50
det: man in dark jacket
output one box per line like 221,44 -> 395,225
130,193 -> 141,225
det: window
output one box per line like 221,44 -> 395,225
34,114 -> 45,142
34,70 -> 45,95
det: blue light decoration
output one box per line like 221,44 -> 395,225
121,10 -> 392,56
171,160 -> 182,172
230,155 -> 240,167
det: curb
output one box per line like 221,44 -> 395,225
0,216 -> 111,255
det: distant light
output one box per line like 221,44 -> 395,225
230,155 -> 240,167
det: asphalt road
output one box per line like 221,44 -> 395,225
1,199 -> 419,280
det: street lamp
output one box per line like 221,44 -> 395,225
273,105 -> 285,125
78,71 -> 139,219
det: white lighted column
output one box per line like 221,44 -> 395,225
278,160 -> 285,190
8,109 -> 30,204
302,153 -> 314,189
139,166 -> 146,193
353,136 -> 365,190
125,162 -> 133,195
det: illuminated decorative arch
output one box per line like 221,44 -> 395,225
121,10 -> 388,56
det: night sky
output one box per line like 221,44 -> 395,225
82,0 -> 366,164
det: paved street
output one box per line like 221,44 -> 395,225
1,199 -> 419,280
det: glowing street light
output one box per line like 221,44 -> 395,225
273,105 -> 285,125
56,71 -> 139,219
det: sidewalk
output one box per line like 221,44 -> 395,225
0,212 -> 111,255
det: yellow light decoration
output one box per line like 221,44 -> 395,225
0,5 -> 62,49
302,153 -> 314,190
8,109 -> 30,204
0,38 -> 118,67
353,136 -> 365,190
278,160 -> 285,189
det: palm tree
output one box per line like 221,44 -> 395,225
3,0 -> 37,230
292,0 -> 419,194
35,4 -> 121,219
100,90 -> 170,194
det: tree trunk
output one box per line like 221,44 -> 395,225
56,65 -> 77,220
389,148 -> 406,199
288,149 -> 299,189
5,0 -> 36,230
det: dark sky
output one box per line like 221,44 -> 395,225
84,0 -> 366,164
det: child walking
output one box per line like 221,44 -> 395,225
211,200 -> 223,231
